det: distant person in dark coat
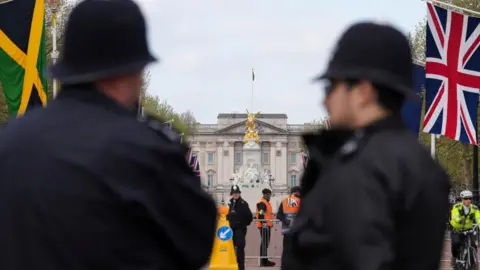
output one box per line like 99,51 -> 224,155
0,1 -> 217,269
227,185 -> 253,270
277,186 -> 301,269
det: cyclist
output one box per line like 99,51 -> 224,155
450,190 -> 480,265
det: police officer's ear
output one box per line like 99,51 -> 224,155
350,80 -> 377,108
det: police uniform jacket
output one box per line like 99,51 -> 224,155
286,116 -> 451,270
0,85 -> 217,270
450,203 -> 480,231
227,197 -> 253,229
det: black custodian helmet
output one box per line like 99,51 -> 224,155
230,185 -> 241,195
49,0 -> 157,84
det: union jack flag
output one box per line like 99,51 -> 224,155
422,3 -> 480,145
185,147 -> 200,178
193,156 -> 200,178
185,147 -> 192,164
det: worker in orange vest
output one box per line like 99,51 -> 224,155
256,188 -> 276,267
277,186 -> 301,269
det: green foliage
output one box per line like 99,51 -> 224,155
142,73 -> 198,142
410,0 -> 480,189
0,89 -> 7,123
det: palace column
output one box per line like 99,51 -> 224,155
216,141 -> 224,185
274,141 -> 283,185
199,141 -> 206,179
280,142 -> 288,186
269,141 -> 277,178
223,141 -> 234,183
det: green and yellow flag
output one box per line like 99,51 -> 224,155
0,0 -> 48,117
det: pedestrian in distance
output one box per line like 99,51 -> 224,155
0,0 -> 217,269
227,185 -> 253,270
256,188 -> 276,267
285,22 -> 451,270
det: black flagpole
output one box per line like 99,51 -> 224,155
474,97 -> 479,203
473,143 -> 478,202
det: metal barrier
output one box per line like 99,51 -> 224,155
243,218 -> 283,266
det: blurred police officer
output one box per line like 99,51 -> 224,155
277,186 -> 300,269
285,22 -> 451,270
0,0 -> 217,269
227,185 -> 253,270
256,188 -> 276,267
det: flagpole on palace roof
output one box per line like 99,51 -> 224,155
251,68 -> 255,112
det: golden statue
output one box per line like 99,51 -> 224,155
244,109 -> 260,144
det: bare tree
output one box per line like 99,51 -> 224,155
179,110 -> 198,135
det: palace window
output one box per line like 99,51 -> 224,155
290,152 -> 297,164
207,152 -> 215,165
235,151 -> 242,165
262,152 -> 269,164
208,174 -> 214,187
290,175 -> 297,187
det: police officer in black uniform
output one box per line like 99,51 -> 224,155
0,1 -> 217,269
285,22 -> 451,270
227,185 -> 253,270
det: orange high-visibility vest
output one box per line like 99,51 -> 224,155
281,195 -> 301,213
256,198 -> 274,228
281,195 -> 301,233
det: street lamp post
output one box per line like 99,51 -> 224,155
48,0 -> 61,98
269,174 -> 275,185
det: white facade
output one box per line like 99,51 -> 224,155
190,113 -> 318,190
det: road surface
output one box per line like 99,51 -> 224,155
242,223 -> 470,270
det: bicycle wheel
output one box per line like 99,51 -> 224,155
456,246 -> 469,270
467,246 -> 478,270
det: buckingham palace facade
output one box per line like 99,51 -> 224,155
189,113 -> 320,189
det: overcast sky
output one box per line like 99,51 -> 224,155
135,0 -> 426,124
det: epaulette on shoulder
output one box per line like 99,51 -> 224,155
455,203 -> 463,209
472,204 -> 478,210
138,114 -> 180,142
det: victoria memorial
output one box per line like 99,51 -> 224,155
190,112 -> 322,192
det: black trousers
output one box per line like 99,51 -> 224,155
281,234 -> 293,268
451,230 -> 477,259
233,228 -> 247,270
259,227 -> 271,263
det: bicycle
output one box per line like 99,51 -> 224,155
453,224 -> 479,270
